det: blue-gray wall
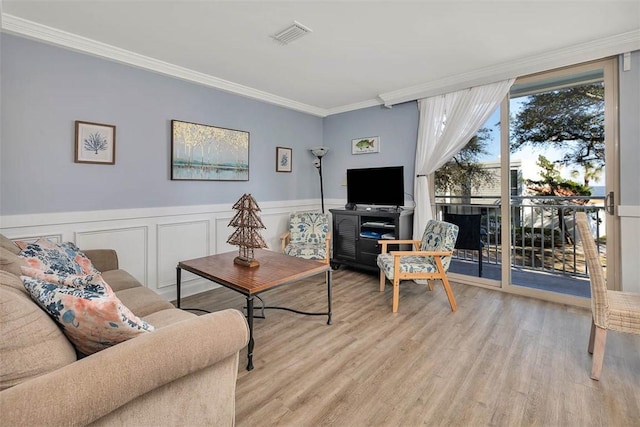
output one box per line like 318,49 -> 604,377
0,34 -> 323,215
619,50 -> 640,206
322,103 -> 419,204
2,33 -> 637,216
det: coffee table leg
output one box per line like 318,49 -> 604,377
246,296 -> 254,371
176,267 -> 182,309
327,270 -> 332,325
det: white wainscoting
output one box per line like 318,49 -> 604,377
619,205 -> 640,293
0,199 -> 340,301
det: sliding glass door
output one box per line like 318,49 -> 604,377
436,58 -> 619,302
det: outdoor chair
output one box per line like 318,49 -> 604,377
575,212 -> 640,380
444,213 -> 484,277
280,211 -> 331,264
376,219 -> 459,313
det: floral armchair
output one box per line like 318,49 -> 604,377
280,212 -> 331,263
377,219 -> 459,313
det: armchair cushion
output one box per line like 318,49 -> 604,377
419,220 -> 459,270
282,211 -> 331,262
377,254 -> 439,279
283,242 -> 328,260
288,211 -> 329,244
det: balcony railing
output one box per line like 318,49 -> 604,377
434,195 -> 605,279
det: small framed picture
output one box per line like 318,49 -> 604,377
276,146 -> 292,172
75,121 -> 116,164
352,136 -> 380,154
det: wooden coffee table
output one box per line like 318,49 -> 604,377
176,249 -> 332,370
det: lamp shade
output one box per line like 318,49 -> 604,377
310,147 -> 329,158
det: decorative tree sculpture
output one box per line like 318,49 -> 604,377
226,193 -> 268,267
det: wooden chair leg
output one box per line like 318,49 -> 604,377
588,318 -> 596,354
427,280 -> 434,291
392,278 -> 400,313
590,326 -> 607,380
440,275 -> 457,312
379,271 -> 386,292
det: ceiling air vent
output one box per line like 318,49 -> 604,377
272,21 -> 312,45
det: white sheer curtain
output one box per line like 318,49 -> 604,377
413,79 -> 515,238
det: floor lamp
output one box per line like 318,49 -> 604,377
310,147 -> 329,213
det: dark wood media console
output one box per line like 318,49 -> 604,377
329,208 -> 413,272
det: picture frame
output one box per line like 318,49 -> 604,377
276,146 -> 292,172
74,121 -> 116,164
351,136 -> 380,154
171,119 -> 249,181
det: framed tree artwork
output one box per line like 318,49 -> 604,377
171,120 -> 249,181
74,121 -> 116,164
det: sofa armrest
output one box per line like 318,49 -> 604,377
83,249 -> 119,272
0,308 -> 249,427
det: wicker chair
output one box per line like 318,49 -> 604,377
280,211 -> 331,264
575,212 -> 640,380
376,219 -> 459,313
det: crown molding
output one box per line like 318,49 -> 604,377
324,98 -> 383,116
377,30 -> 640,107
3,13 -> 638,117
1,13 -> 329,117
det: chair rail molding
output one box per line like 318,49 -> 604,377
1,200 -> 321,300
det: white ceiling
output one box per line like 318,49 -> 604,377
2,1 -> 639,116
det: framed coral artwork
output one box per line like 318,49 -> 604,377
74,121 -> 116,164
276,146 -> 292,172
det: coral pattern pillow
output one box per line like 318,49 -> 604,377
20,266 -> 108,291
18,239 -> 99,277
22,276 -> 156,355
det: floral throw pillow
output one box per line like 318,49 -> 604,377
21,276 -> 156,355
21,266 -> 111,294
18,239 -> 99,277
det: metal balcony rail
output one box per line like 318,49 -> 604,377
434,195 -> 606,278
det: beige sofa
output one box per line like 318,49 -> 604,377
0,234 -> 249,426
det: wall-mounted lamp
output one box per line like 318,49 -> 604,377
310,147 -> 329,213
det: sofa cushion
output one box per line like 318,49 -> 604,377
0,234 -> 20,255
0,271 -> 30,298
0,247 -> 27,277
18,239 -> 99,277
0,283 -> 77,391
116,287 -> 175,318
101,269 -> 145,292
21,276 -> 156,356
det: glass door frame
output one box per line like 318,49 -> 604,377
499,57 -> 621,302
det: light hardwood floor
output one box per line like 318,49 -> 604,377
180,267 -> 640,426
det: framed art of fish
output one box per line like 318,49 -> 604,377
351,136 -> 380,154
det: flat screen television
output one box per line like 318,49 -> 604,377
347,166 -> 404,208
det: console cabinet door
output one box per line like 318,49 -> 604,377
333,214 -> 358,262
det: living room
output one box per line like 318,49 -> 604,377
1,1 -> 639,425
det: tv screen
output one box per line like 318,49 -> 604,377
347,166 -> 404,207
